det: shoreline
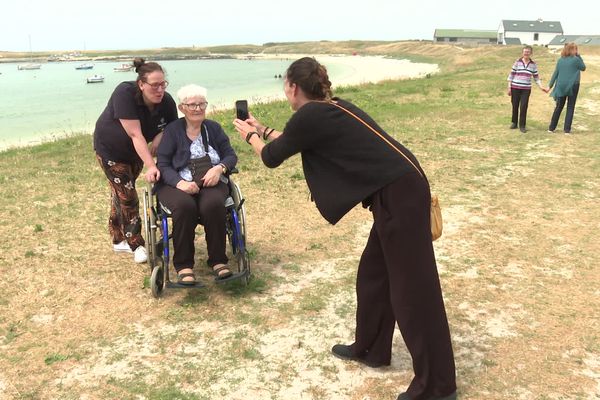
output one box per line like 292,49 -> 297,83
0,54 -> 438,152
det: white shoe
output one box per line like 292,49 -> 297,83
113,240 -> 133,253
134,246 -> 148,263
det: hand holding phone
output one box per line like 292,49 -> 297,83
235,100 -> 249,120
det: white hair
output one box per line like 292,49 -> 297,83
177,84 -> 208,103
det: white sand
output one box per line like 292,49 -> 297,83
252,53 -> 439,87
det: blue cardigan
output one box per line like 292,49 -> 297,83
156,118 -> 238,189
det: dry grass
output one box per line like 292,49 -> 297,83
0,42 -> 599,400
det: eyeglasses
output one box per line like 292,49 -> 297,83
182,102 -> 209,110
143,80 -> 169,90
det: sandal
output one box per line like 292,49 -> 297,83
177,271 -> 196,286
212,264 -> 233,280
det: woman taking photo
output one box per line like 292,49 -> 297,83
233,57 -> 456,400
547,42 -> 586,134
94,58 -> 178,263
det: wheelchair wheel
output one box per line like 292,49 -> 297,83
150,258 -> 165,298
227,181 -> 251,284
143,184 -> 161,272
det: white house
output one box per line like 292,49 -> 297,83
498,19 -> 563,46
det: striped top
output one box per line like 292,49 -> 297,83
507,58 -> 542,89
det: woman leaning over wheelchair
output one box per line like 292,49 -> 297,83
156,84 -> 237,284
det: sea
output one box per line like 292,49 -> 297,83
0,58 -> 356,150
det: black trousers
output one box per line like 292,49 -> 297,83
350,172 -> 456,399
549,83 -> 580,132
156,182 -> 229,271
511,88 -> 531,128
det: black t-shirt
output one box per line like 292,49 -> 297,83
93,81 -> 178,163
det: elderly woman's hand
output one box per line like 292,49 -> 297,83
176,180 -> 200,194
201,165 -> 222,187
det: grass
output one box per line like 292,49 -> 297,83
0,42 -> 599,399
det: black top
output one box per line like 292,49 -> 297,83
93,81 -> 178,162
156,118 -> 238,189
261,98 -> 423,225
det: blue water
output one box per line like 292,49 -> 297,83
0,58 -> 355,149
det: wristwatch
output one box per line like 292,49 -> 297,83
219,163 -> 227,174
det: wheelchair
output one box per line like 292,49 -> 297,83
142,172 -> 250,298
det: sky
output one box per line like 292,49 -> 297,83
1,0 -> 598,52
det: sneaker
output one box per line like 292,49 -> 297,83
113,240 -> 133,253
519,127 -> 527,133
547,129 -> 555,133
564,130 -> 571,135
134,246 -> 148,263
510,123 -> 517,129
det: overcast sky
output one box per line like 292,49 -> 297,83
1,0 -> 598,52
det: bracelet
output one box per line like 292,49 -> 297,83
245,131 -> 259,144
265,128 -> 275,140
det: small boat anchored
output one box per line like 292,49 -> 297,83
86,74 -> 105,83
76,63 -> 94,70
17,63 -> 42,70
113,63 -> 133,72
18,35 -> 42,71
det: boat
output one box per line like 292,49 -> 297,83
113,63 -> 133,72
17,63 -> 42,70
86,75 -> 105,83
75,63 -> 94,70
18,35 -> 42,71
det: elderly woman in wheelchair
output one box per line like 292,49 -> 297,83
155,84 -> 238,285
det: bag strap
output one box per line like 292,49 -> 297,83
200,123 -> 209,153
325,100 -> 425,179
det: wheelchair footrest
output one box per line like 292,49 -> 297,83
165,281 -> 206,289
214,269 -> 250,284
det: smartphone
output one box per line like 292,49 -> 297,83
235,100 -> 249,120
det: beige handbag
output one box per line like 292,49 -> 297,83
328,101 -> 443,241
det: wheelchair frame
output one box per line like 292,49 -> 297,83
142,175 -> 251,298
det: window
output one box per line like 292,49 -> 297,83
534,33 -> 539,41
449,37 -> 457,42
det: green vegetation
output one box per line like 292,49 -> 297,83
0,41 -> 599,399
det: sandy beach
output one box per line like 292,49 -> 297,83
249,53 -> 438,88
208,53 -> 439,110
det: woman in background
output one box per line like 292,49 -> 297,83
94,58 -> 178,263
546,42 -> 586,134
506,45 -> 548,133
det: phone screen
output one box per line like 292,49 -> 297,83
235,100 -> 249,120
